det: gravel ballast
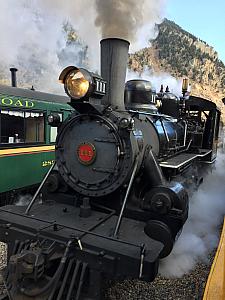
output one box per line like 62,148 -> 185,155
106,251 -> 215,300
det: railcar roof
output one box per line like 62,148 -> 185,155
0,85 -> 69,104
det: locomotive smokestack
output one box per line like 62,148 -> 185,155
101,38 -> 130,110
10,67 -> 18,87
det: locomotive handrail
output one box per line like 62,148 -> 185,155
127,109 -> 176,121
113,155 -> 139,237
25,162 -> 56,215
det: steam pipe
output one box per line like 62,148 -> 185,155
101,38 -> 130,110
9,68 -> 18,87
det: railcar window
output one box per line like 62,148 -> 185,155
50,127 -> 58,143
25,112 -> 44,143
1,110 -> 24,143
0,109 -> 44,144
50,112 -> 62,143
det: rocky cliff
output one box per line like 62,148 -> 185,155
129,19 -> 225,122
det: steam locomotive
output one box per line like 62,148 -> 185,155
0,38 -> 220,300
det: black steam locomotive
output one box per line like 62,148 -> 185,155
0,38 -> 220,300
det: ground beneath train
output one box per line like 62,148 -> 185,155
106,250 -> 215,300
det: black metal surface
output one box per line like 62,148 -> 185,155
158,92 -> 180,119
0,203 -> 163,299
128,111 -> 186,158
159,150 -> 212,169
101,38 -> 129,109
56,113 -> 134,197
125,79 -> 157,106
144,220 -> 174,258
9,68 -> 18,87
0,204 -> 163,264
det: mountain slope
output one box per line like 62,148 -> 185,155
129,19 -> 225,121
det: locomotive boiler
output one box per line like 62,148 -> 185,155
0,38 -> 220,300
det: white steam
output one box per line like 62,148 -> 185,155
127,68 -> 183,94
15,194 -> 32,206
159,152 -> 225,277
0,0 -> 167,92
0,0 -> 66,93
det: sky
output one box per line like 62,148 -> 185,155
166,0 -> 225,64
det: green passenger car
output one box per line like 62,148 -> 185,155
0,85 -> 72,203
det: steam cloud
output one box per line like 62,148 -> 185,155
159,151 -> 225,277
0,0 -> 96,93
15,194 -> 32,206
0,0 -> 166,92
127,69 -> 184,94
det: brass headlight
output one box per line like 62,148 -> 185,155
59,66 -> 106,101
65,69 -> 90,99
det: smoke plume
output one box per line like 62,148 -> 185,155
159,151 -> 225,277
94,0 -> 166,51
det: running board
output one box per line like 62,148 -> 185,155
159,149 -> 212,169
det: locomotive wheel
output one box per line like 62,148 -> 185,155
144,220 -> 174,258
